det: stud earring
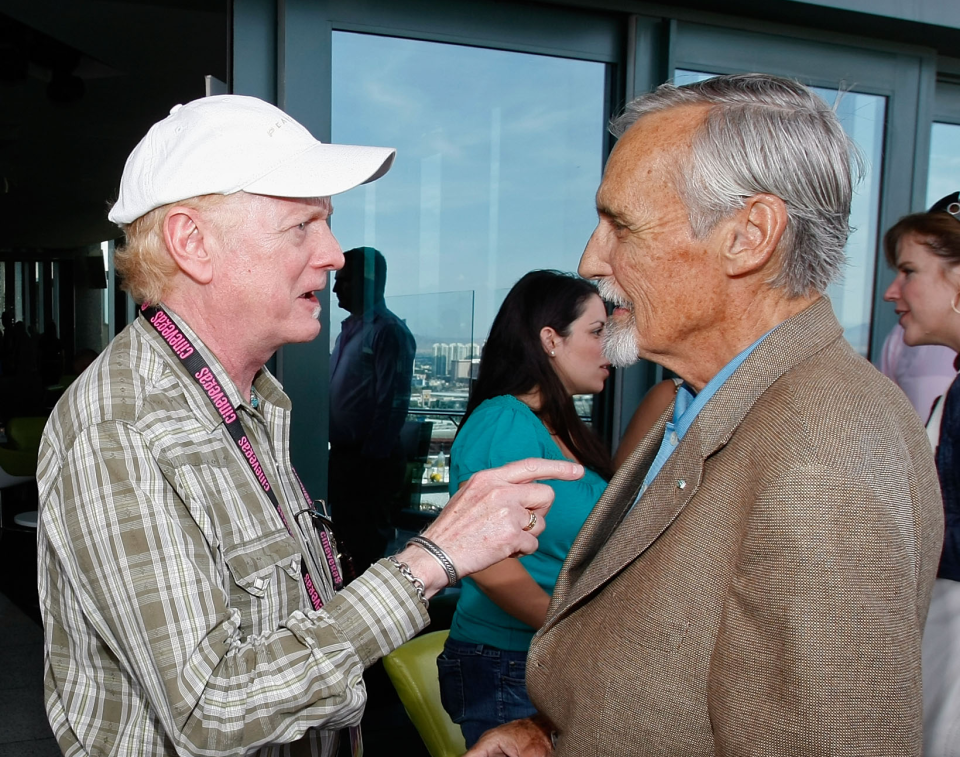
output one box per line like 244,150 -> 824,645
550,350 -> 556,356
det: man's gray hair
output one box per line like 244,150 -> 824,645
612,73 -> 863,296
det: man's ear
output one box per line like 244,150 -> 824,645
720,193 -> 788,278
540,326 -> 560,356
162,206 -> 215,285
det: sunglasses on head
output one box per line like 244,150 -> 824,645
929,191 -> 960,222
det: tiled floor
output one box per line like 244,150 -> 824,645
0,590 -> 59,757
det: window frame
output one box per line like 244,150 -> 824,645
232,0 -> 627,497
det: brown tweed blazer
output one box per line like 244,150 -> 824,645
527,297 -> 944,756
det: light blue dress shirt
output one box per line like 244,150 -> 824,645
633,331 -> 771,507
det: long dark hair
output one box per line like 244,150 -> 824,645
459,270 -> 614,480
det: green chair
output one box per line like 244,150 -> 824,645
383,630 -> 466,757
0,416 -> 43,538
0,416 -> 46,478
7,416 -> 47,453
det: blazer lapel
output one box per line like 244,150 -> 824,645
543,297 -> 846,632
548,422 -> 704,626
553,408 -> 669,606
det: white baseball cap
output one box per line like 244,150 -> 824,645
108,94 -> 396,225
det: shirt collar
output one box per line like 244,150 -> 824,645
139,303 -> 290,421
672,328 -> 773,438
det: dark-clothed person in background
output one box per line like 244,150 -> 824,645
1,310 -> 14,376
36,94 -> 582,757
39,319 -> 64,386
329,246 -> 416,574
883,192 -> 960,756
469,73 -> 944,757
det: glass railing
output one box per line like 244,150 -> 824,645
334,287 -> 599,515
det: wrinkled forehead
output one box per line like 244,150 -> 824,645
231,192 -> 332,221
247,192 -> 332,209
599,105 -> 707,199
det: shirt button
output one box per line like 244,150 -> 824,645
670,431 -> 678,446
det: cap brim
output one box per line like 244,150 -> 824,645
243,142 -> 396,199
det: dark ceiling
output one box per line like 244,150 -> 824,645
0,0 -> 227,251
2,0 -> 958,254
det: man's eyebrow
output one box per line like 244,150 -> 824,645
596,201 -> 628,225
297,205 -> 329,223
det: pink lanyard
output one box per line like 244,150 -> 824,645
141,304 -> 343,604
144,303 -> 362,755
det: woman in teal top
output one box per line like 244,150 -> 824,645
438,270 -> 613,746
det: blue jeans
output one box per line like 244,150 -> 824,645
437,636 -> 537,747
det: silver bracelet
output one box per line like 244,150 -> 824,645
406,535 -> 459,587
387,556 -> 428,608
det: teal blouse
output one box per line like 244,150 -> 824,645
448,395 -> 608,651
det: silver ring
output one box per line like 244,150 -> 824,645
522,512 -> 538,532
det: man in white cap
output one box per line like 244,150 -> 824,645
36,95 -> 581,757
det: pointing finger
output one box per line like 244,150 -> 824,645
491,458 -> 585,486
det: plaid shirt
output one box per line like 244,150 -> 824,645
37,309 -> 428,756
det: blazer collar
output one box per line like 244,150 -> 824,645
692,296 -> 842,459
544,296 -> 844,628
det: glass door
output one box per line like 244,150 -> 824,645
928,81 -> 960,207
329,30 -> 613,509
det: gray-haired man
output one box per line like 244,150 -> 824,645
470,74 -> 943,757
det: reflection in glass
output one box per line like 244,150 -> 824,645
386,289 -> 476,420
927,122 -> 960,208
331,36 -> 606,357
328,247 -> 417,573
387,289 -> 477,513
674,70 -> 885,355
331,33 -> 608,499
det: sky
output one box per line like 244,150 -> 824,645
330,31 -> 606,351
326,39 -> 891,357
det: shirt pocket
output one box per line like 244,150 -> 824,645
218,529 -> 304,638
222,531 -> 301,598
175,460 -> 305,636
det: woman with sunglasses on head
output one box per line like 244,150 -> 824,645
437,270 -> 613,747
883,192 -> 960,757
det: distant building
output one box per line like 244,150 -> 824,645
451,358 -> 480,381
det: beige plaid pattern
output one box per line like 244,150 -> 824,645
37,311 -> 428,756
528,297 -> 944,756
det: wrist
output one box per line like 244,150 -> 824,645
528,713 -> 557,751
396,546 -> 448,599
405,535 -> 459,586
387,555 -> 428,608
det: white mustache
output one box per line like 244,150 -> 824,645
597,278 -> 631,310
